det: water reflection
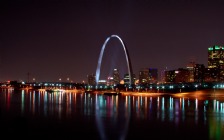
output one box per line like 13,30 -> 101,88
21,90 -> 25,115
0,89 -> 224,139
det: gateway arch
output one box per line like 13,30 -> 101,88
95,35 -> 133,85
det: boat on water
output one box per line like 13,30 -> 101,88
46,89 -> 65,93
104,92 -> 121,96
84,90 -> 94,93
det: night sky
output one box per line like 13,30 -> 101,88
1,0 -> 224,83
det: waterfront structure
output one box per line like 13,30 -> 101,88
113,69 -> 120,85
208,45 -> 224,81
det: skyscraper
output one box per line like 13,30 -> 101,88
208,45 -> 224,68
208,45 -> 224,81
113,69 -> 120,85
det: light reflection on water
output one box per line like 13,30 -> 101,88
0,89 -> 224,139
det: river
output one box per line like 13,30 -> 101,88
0,89 -> 223,140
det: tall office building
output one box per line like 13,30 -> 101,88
113,69 -> 120,85
87,74 -> 96,85
194,64 -> 205,83
208,45 -> 224,68
186,61 -> 195,82
160,67 -> 168,83
208,45 -> 224,81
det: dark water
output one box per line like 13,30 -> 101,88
0,89 -> 224,140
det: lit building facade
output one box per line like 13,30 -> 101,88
204,68 -> 219,82
186,61 -> 195,82
98,80 -> 107,85
208,45 -> 224,81
139,68 -> 158,84
107,76 -> 114,86
174,68 -> 190,83
124,73 -> 136,85
165,68 -> 190,83
139,68 -> 149,84
164,70 -> 175,83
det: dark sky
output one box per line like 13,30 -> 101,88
1,0 -> 224,83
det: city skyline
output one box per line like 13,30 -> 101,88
1,0 -> 224,82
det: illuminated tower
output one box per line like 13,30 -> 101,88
208,45 -> 224,81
